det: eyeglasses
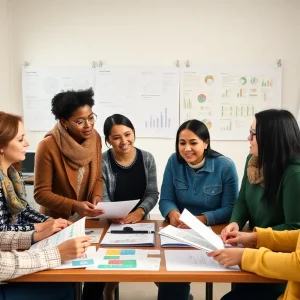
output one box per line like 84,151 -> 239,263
249,128 -> 256,141
68,113 -> 97,128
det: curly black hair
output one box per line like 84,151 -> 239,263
51,88 -> 95,120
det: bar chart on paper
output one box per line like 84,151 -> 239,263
145,108 -> 171,129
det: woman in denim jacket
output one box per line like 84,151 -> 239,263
158,119 -> 239,300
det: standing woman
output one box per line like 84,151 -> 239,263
0,111 -> 69,233
84,113 -> 159,300
158,119 -> 239,300
34,88 -> 103,220
220,109 -> 300,299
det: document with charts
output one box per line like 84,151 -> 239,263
159,226 -> 211,248
165,250 -> 240,271
86,248 -> 160,271
30,217 -> 86,250
159,209 -> 224,252
54,246 -> 97,269
85,228 -> 104,243
100,223 -> 156,246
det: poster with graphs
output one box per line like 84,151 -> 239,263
180,66 -> 282,140
22,67 -> 95,131
93,67 -> 179,138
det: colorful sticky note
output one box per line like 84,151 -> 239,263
72,259 -> 94,267
120,249 -> 136,255
106,249 -> 121,255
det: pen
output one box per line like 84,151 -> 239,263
110,230 -> 155,234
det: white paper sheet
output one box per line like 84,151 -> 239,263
159,225 -> 216,251
180,66 -> 281,140
93,66 -> 180,138
86,248 -> 160,270
94,199 -> 140,219
85,228 -> 104,243
179,209 -> 224,250
30,217 -> 86,250
22,67 -> 95,131
54,246 -> 97,269
159,226 -> 211,248
165,250 -> 240,272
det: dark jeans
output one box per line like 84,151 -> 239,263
82,282 -> 106,300
0,282 -> 74,300
157,282 -> 191,300
222,283 -> 284,300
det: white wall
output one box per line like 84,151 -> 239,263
0,0 -> 11,110
2,0 -> 300,215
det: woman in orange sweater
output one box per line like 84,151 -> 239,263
34,88 -> 103,220
209,228 -> 300,300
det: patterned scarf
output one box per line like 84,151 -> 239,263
0,166 -> 27,220
46,122 -> 97,170
247,155 -> 264,186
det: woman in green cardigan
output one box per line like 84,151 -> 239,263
221,109 -> 300,300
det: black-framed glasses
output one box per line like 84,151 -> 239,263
249,128 -> 256,141
68,113 -> 97,128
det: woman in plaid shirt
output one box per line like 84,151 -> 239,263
0,224 -> 91,299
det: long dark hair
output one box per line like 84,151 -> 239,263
256,109 -> 300,205
175,119 -> 222,163
103,114 -> 135,147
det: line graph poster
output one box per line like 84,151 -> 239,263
22,67 -> 95,131
180,66 -> 282,140
93,67 -> 180,138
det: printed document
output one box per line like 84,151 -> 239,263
87,248 -> 160,271
159,226 -> 211,248
54,246 -> 97,269
159,209 -> 224,251
85,228 -> 104,243
30,217 -> 86,250
94,199 -> 140,219
165,250 -> 240,271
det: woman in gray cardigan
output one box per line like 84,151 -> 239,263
83,114 -> 159,300
101,114 -> 159,223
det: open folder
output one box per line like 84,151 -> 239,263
159,209 -> 224,252
100,223 -> 156,247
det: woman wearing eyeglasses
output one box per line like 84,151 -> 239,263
34,88 -> 104,220
219,109 -> 300,300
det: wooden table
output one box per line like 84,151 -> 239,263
9,220 -> 284,300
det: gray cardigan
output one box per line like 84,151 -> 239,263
102,148 -> 159,215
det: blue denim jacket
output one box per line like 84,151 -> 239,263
159,153 -> 239,225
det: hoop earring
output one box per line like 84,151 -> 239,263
65,126 -> 68,130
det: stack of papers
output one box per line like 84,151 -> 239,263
159,209 -> 224,252
159,227 -> 212,248
100,223 -> 156,247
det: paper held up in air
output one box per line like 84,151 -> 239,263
159,209 -> 224,252
92,199 -> 140,220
